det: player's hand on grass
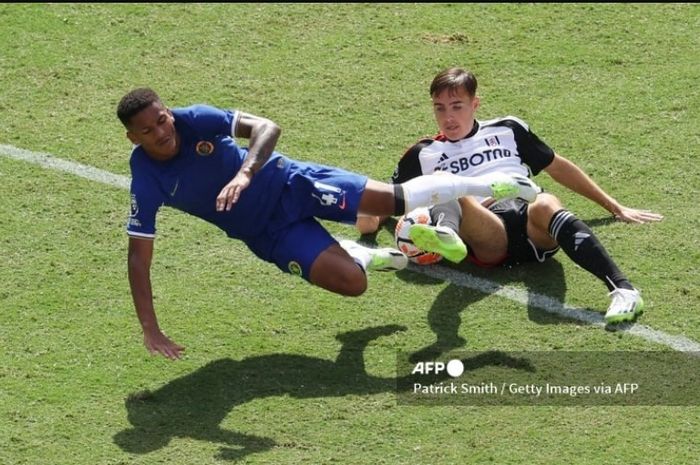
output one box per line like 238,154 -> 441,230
613,205 -> 664,224
216,170 -> 252,212
143,329 -> 185,360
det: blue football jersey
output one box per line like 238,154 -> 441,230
126,104 -> 290,240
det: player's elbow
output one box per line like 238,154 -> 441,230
127,254 -> 147,283
271,121 -> 281,137
127,252 -> 144,273
264,120 -> 282,141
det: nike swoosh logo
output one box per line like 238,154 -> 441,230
170,179 -> 179,197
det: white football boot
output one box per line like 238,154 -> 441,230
339,240 -> 408,272
604,288 -> 644,324
367,247 -> 409,272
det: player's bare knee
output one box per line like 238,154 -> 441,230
458,196 -> 485,213
346,279 -> 368,297
335,269 -> 367,297
313,261 -> 367,296
529,193 -> 562,222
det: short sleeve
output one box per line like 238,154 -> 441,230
391,140 -> 431,184
180,104 -> 238,138
126,172 -> 165,239
500,118 -> 555,175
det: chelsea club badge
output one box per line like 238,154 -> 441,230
196,140 -> 215,156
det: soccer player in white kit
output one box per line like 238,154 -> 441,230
357,67 -> 662,324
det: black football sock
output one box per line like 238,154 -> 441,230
393,184 -> 406,215
430,200 -> 462,232
548,210 -> 633,292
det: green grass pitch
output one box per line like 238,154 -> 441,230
0,4 -> 698,464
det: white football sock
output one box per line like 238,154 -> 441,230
401,173 -> 494,212
339,240 -> 370,272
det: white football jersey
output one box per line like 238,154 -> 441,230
392,116 -> 555,200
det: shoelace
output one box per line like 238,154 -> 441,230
608,289 -> 637,312
609,290 -> 626,307
434,211 -> 445,228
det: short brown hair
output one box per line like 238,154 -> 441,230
116,88 -> 162,127
429,68 -> 477,98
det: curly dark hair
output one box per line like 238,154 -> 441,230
116,88 -> 162,127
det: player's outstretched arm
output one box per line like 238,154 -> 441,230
544,153 -> 663,224
216,112 -> 282,211
127,237 -> 185,360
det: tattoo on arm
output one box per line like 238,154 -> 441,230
235,112 -> 282,175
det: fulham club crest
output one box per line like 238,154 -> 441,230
485,136 -> 501,147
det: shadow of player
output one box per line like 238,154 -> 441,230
114,325 -> 533,461
405,257 -> 572,362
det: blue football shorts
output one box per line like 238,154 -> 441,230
245,160 -> 368,280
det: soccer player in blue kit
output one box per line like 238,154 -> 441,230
117,88 -> 541,359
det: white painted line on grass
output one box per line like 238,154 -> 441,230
413,264 -> 700,354
2,143 -> 699,354
0,143 -> 130,189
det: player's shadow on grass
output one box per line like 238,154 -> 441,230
114,325 -> 533,462
399,257 -> 575,363
361,217 -> 579,361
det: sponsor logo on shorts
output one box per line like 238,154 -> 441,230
312,181 -> 347,209
196,140 -> 215,156
288,261 -> 302,276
